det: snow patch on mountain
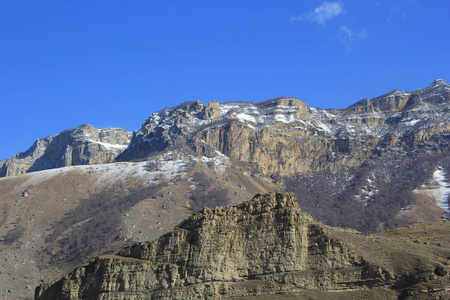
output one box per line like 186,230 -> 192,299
3,154 -> 190,187
414,167 -> 450,219
403,119 -> 420,126
236,113 -> 258,124
227,103 -> 301,126
400,205 -> 412,214
194,151 -> 230,175
87,140 -> 129,150
274,114 -> 296,124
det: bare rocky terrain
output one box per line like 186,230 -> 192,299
0,79 -> 449,298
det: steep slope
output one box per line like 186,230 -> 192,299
0,124 -> 132,177
35,193 -> 450,300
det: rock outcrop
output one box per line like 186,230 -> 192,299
0,124 -> 131,177
35,193 -> 450,299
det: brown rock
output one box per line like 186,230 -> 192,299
203,101 -> 221,120
35,193 -> 450,300
0,124 -> 131,177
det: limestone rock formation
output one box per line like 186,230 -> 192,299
203,100 -> 222,120
0,124 -> 132,176
3,80 -> 448,180
0,148 -> 281,299
35,193 -> 450,299
1,79 -> 448,233
118,80 -> 450,178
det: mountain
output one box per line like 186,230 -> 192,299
36,193 -> 450,300
0,124 -> 132,177
0,79 -> 449,299
115,79 -> 450,232
3,79 -> 449,179
118,79 -> 449,175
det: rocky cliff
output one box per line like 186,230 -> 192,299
0,124 -> 132,177
118,79 -> 450,178
35,193 -> 450,300
3,80 -> 448,180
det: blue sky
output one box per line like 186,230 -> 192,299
1,0 -> 449,160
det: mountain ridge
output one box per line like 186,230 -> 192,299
2,79 -> 448,177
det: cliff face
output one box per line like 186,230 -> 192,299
0,124 -> 131,176
0,150 -> 280,300
3,80 -> 449,181
118,80 -> 450,177
3,80 -> 449,180
35,193 -> 450,299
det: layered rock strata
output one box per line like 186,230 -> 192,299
119,79 -> 450,177
3,80 -> 449,179
35,193 -> 450,299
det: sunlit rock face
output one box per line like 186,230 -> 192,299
119,80 -> 449,177
0,124 -> 131,176
4,79 -> 449,179
35,193 -> 450,300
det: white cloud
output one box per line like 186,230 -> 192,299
291,2 -> 343,25
388,6 -> 407,22
338,25 -> 368,51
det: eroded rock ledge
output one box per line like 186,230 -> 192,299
35,193 -> 450,299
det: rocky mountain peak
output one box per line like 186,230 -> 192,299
0,124 -> 132,177
427,78 -> 448,89
117,97 -> 312,161
178,192 -> 303,230
237,191 -> 300,212
349,79 -> 449,114
3,80 -> 449,179
117,80 -> 449,178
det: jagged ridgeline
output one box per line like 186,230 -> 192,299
36,193 -> 450,300
1,79 -> 449,233
2,79 -> 449,179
